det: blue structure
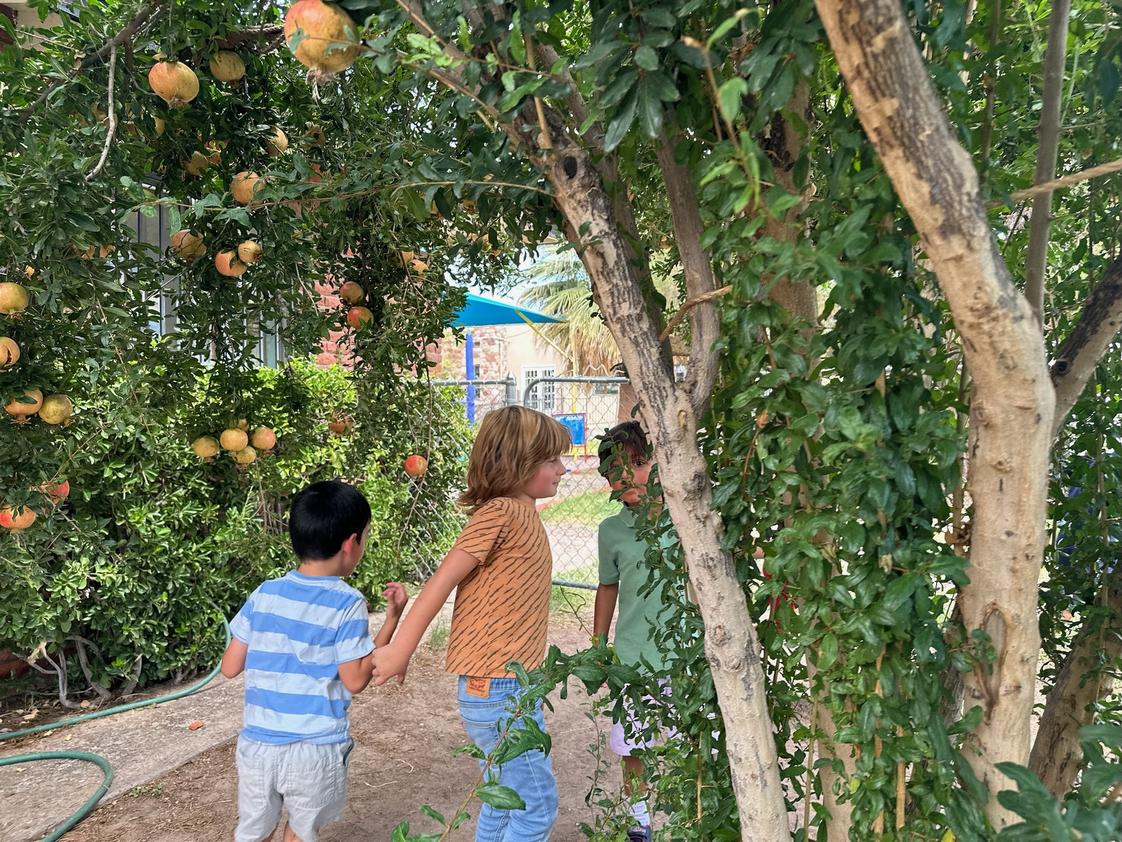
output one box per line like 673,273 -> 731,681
450,293 -> 562,425
451,293 -> 562,329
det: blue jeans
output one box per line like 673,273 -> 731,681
457,676 -> 558,842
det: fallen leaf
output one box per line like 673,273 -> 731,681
188,720 -> 205,731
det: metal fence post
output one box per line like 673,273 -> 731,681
504,374 -> 518,407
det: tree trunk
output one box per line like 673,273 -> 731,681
1029,578 -> 1122,796
546,140 -> 792,841
816,0 -> 1055,829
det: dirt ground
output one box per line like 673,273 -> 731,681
59,607 -> 624,842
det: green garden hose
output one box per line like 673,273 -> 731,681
0,752 -> 112,841
0,617 -> 230,841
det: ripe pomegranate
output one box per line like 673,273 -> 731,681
346,306 -> 373,329
192,435 -> 221,460
0,337 -> 20,367
148,60 -> 200,108
403,454 -> 428,478
183,151 -> 210,177
234,446 -> 257,466
170,230 -> 206,261
38,394 -> 73,425
209,51 -> 246,83
328,416 -> 352,435
231,171 -> 264,205
284,0 -> 361,76
43,480 -> 70,501
263,127 -> 289,157
237,240 -> 263,264
0,506 -> 36,531
4,388 -> 43,420
235,418 -> 250,432
251,426 -> 277,450
220,428 -> 249,452
339,281 -> 364,304
0,283 -> 29,315
215,250 -> 247,277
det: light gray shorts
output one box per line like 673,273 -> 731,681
235,736 -> 353,842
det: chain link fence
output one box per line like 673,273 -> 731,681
408,376 -> 632,589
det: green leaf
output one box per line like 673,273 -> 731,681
818,632 -> 838,669
717,78 -> 748,124
634,45 -> 659,72
509,11 -> 526,65
708,9 -> 748,48
603,89 -> 639,152
638,81 -> 663,138
644,70 -> 680,103
475,782 -> 526,811
639,7 -> 677,28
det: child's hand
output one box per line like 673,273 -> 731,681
371,641 -> 410,686
382,582 -> 408,617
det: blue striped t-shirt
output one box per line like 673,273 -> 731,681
230,570 -> 374,745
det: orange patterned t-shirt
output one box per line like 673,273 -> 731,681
445,496 -> 552,678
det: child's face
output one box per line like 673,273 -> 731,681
520,455 -> 567,500
607,455 -> 653,506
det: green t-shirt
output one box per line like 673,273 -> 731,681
597,505 -> 669,672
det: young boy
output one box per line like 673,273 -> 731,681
221,479 -> 408,842
593,421 -> 672,842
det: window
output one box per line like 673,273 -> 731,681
523,366 -> 556,413
125,205 -> 285,367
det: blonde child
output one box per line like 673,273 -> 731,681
372,406 -> 570,841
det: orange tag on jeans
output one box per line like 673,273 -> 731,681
466,676 -> 491,698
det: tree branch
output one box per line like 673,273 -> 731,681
216,25 -> 284,51
1006,156 -> 1122,202
1024,0 -> 1072,324
1050,255 -> 1122,437
85,43 -> 118,182
815,0 -> 1053,827
656,131 -> 724,415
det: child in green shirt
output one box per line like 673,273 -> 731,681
593,421 -> 672,842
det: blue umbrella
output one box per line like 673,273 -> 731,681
451,292 -> 563,326
449,294 -> 563,424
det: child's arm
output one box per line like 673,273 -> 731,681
371,548 -> 479,685
373,582 -> 409,648
592,584 -> 618,643
338,583 -> 410,694
221,639 -> 248,679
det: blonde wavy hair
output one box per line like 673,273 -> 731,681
459,406 -> 570,512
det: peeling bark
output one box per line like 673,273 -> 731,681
655,131 -> 720,417
1023,0 -> 1072,323
1050,255 -> 1122,436
816,0 -> 1054,828
546,140 -> 791,841
1029,577 -> 1122,796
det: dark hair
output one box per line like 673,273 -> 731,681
597,421 -> 651,477
288,480 -> 372,560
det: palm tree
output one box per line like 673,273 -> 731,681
516,248 -> 682,375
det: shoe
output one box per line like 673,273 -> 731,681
626,828 -> 651,842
